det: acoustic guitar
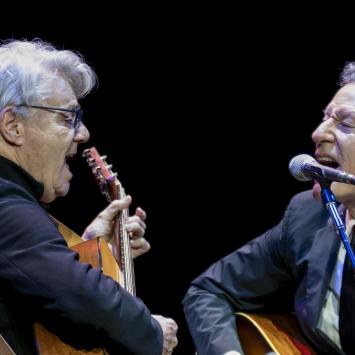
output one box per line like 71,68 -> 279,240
34,147 -> 134,354
236,312 -> 317,355
0,333 -> 16,355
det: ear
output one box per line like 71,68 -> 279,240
0,108 -> 25,146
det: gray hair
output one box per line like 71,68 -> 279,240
340,62 -> 355,86
0,39 -> 97,111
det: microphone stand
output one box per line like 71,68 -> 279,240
320,180 -> 355,268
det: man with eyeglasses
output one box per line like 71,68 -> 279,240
16,105 -> 83,134
0,39 -> 177,354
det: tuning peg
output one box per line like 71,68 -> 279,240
100,155 -> 107,161
82,148 -> 91,158
87,158 -> 96,168
98,180 -> 107,191
103,191 -> 111,202
93,166 -> 101,177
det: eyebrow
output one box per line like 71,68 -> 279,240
335,108 -> 355,118
323,106 -> 355,118
323,107 -> 332,116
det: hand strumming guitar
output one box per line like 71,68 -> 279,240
152,315 -> 178,354
81,195 -> 150,258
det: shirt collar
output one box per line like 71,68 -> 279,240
0,155 -> 44,201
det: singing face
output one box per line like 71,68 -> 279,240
18,78 -> 90,203
312,82 -> 355,208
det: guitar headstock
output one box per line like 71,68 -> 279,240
82,147 -> 122,202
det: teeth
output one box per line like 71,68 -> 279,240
318,157 -> 335,162
318,158 -> 338,165
317,156 -> 340,169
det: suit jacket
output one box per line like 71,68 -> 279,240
0,156 -> 163,355
183,190 -> 346,355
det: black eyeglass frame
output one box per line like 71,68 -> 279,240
16,105 -> 83,133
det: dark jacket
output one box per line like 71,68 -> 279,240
183,190 -> 345,354
0,156 -> 163,355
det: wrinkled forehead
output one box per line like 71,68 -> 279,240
40,76 -> 78,108
325,83 -> 355,115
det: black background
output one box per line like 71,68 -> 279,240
2,10 -> 355,354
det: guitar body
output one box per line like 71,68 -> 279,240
236,312 -> 317,355
0,333 -> 16,355
34,228 -> 120,354
34,323 -> 105,355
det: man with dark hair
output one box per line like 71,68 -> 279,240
183,62 -> 355,354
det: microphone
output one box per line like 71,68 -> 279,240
289,154 -> 355,185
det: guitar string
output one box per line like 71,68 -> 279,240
119,186 -> 136,295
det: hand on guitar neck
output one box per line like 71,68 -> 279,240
82,195 -> 150,258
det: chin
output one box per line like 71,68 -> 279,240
55,182 -> 71,197
40,180 -> 71,203
332,182 -> 355,205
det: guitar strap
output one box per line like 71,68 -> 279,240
339,229 -> 355,353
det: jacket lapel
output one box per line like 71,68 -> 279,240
306,219 -> 340,329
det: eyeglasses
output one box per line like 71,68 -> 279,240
16,105 -> 83,134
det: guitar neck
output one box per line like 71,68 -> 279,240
83,147 -> 136,296
112,184 -> 136,295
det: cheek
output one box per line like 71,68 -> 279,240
332,183 -> 355,204
342,141 -> 355,167
348,163 -> 355,175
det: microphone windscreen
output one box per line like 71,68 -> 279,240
289,154 -> 315,181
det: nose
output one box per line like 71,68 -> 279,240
311,118 -> 335,145
73,122 -> 90,143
